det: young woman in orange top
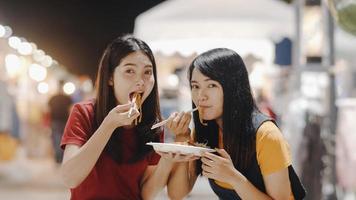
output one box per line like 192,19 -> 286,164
164,48 -> 305,200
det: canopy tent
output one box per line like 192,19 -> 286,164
134,0 -> 295,63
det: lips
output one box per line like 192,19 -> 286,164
129,91 -> 144,102
198,105 -> 211,109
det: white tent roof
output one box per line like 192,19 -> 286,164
134,0 -> 294,62
134,0 -> 294,40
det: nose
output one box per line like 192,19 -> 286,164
197,89 -> 208,104
135,79 -> 144,88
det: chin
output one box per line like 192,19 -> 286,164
202,115 -> 217,121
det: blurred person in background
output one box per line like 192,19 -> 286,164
255,88 -> 277,121
48,80 -> 73,164
164,48 -> 305,200
0,78 -> 19,161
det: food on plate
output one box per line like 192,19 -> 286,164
186,141 -> 209,148
146,142 -> 215,156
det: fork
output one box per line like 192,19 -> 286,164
151,107 -> 198,130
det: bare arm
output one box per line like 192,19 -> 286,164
141,158 -> 174,200
161,111 -> 199,199
60,103 -> 139,188
202,149 -> 291,200
167,160 -> 198,200
230,167 -> 291,200
60,122 -> 114,188
263,168 -> 291,199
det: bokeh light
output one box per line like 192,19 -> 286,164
29,63 -> 47,82
37,82 -> 49,94
63,82 -> 76,95
5,54 -> 21,78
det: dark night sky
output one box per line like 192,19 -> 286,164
0,0 -> 164,80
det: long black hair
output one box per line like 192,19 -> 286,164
94,34 -> 162,163
188,48 -> 257,174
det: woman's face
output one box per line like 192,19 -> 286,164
190,68 -> 223,121
110,51 -> 155,105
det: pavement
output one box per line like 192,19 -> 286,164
0,147 -> 216,200
2,147 -> 356,200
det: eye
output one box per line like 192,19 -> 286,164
144,70 -> 153,75
191,84 -> 199,89
125,69 -> 135,74
208,83 -> 218,88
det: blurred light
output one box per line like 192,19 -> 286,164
37,82 -> 49,94
19,37 -> 27,42
249,63 -> 266,89
29,64 -> 47,82
302,6 -> 323,59
41,55 -> 53,67
5,54 -> 21,77
33,49 -> 45,62
3,26 -> 12,38
30,42 -> 37,51
18,42 -> 33,55
8,36 -> 21,49
52,59 -> 59,66
300,71 -> 328,99
0,25 -> 5,37
63,82 -> 76,95
81,79 -> 93,93
167,74 -> 179,88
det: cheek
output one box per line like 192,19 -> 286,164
144,78 -> 155,97
112,76 -> 131,103
212,92 -> 224,113
113,84 -> 128,104
219,93 -> 224,108
191,92 -> 199,105
146,77 -> 155,90
216,103 -> 224,116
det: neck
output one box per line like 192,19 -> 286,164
123,125 -> 135,129
216,117 -> 223,131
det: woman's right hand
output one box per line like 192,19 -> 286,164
156,151 -> 199,163
103,103 -> 140,129
166,112 -> 192,142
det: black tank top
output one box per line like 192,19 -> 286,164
208,112 -> 306,200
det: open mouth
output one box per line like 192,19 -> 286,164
128,92 -> 143,125
129,91 -> 144,102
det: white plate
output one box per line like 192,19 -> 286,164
146,142 -> 216,156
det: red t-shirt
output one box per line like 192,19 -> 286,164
61,101 -> 163,200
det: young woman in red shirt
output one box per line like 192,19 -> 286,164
60,35 -> 182,200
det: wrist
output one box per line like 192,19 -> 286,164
174,129 -> 191,142
229,170 -> 247,189
159,156 -> 175,168
101,119 -> 117,134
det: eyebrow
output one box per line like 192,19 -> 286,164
191,78 -> 213,83
123,63 -> 136,67
123,63 -> 153,68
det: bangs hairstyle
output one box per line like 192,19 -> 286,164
188,48 -> 257,174
94,34 -> 162,163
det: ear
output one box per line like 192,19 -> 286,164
108,77 -> 113,86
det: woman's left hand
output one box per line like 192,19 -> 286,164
201,149 -> 243,185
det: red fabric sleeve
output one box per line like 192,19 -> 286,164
146,130 -> 164,165
60,102 -> 94,149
